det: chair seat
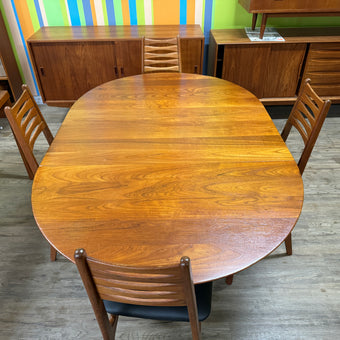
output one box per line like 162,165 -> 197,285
103,282 -> 212,322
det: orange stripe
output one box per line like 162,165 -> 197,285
153,0 -> 179,25
121,0 -> 130,25
187,0 -> 195,24
12,0 -> 34,40
90,0 -> 97,26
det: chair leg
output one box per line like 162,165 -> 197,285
109,314 -> 119,339
50,245 -> 57,261
225,275 -> 234,285
285,233 -> 292,255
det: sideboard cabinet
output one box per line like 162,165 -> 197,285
28,25 -> 204,107
208,27 -> 340,104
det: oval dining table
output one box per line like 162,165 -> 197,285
32,73 -> 304,284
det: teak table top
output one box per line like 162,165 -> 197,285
32,73 -> 304,284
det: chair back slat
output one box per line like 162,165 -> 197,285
281,78 -> 331,174
74,248 -> 202,339
143,36 -> 181,73
4,84 -> 54,179
86,256 -> 189,307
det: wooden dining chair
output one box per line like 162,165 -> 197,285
281,78 -> 331,256
142,36 -> 181,73
225,78 -> 331,286
75,249 -> 212,340
4,84 -> 57,261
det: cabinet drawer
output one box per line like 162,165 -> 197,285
303,43 -> 340,96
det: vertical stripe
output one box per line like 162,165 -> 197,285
121,0 -> 130,24
66,0 -> 81,25
106,0 -> 115,25
26,0 -> 41,29
113,0 -> 123,25
101,0 -> 108,25
8,0 -> 39,93
211,0 -> 216,29
0,1 -> 25,83
144,0 -> 153,25
32,0 -> 44,27
37,0 -> 48,26
42,0 -> 64,26
180,0 -> 187,25
82,0 -> 93,25
203,0 -> 213,38
60,0 -> 71,25
94,0 -> 104,25
187,0 -> 195,24
89,0 -> 97,25
128,0 -> 137,25
136,0 -> 145,25
12,0 -> 34,37
195,0 -> 203,26
77,0 -> 86,25
153,0 -> 179,25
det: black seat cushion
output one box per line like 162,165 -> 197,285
103,282 -> 212,322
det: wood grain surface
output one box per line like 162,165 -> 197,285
31,73 -> 304,284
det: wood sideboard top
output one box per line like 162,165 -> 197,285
211,27 -> 340,45
27,25 -> 204,42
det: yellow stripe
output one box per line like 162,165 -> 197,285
121,0 -> 130,25
12,0 -> 34,40
154,0 -> 179,25
90,0 -> 97,25
187,0 -> 195,24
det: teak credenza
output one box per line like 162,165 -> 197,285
208,27 -> 340,104
27,25 -> 204,107
239,0 -> 340,39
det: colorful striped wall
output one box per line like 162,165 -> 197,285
1,0 -> 339,96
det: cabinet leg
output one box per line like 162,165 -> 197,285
259,14 -> 268,39
252,13 -> 258,30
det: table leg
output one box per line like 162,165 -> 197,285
259,13 -> 268,39
252,13 -> 258,30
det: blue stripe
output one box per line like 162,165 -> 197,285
106,0 -> 116,25
128,0 -> 137,25
204,0 -> 213,40
67,0 -> 81,25
180,0 -> 187,25
33,0 -> 44,27
82,0 -> 93,25
10,0 -> 39,93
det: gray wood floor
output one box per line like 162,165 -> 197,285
0,105 -> 339,339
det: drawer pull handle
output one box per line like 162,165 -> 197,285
40,67 -> 45,76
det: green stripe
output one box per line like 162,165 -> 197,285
211,0 -> 216,29
77,0 -> 86,26
42,0 -> 64,26
102,0 -> 109,25
26,0 -> 40,30
151,0 -> 154,25
59,0 -> 70,25
202,0 -> 205,30
136,0 -> 145,25
113,0 -> 123,25
0,1 -> 25,82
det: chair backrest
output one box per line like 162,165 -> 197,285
4,84 -> 53,179
74,249 -> 200,339
143,36 -> 181,73
281,78 -> 331,175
